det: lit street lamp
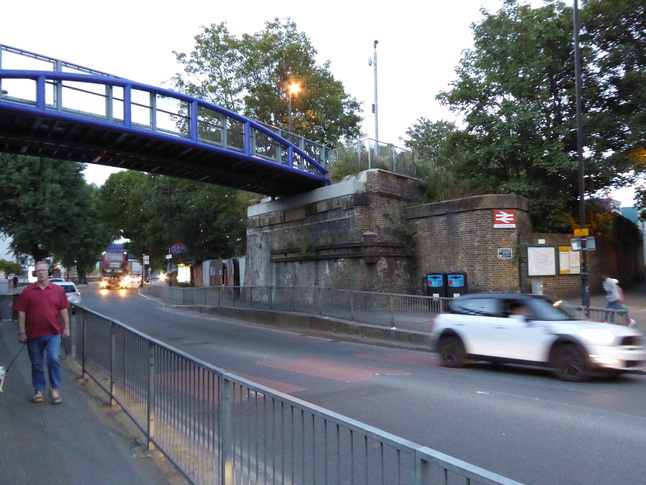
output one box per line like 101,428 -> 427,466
287,82 -> 300,132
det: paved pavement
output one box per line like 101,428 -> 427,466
1,281 -> 645,484
0,319 -> 188,485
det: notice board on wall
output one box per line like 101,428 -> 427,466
527,246 -> 556,276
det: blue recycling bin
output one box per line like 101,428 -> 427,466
446,271 -> 468,298
426,272 -> 447,297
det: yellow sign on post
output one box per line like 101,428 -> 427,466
574,228 -> 589,237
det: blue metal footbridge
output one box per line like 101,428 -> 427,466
0,45 -> 332,196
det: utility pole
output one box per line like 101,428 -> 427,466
573,0 -> 590,307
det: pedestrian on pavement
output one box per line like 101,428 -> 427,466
14,261 -> 70,404
602,273 -> 623,323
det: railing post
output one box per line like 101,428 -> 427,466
36,75 -> 46,110
390,295 -> 396,326
110,322 -> 116,406
189,100 -> 199,142
220,377 -> 234,485
105,85 -> 114,121
81,310 -> 88,378
147,340 -> 156,451
243,120 -> 251,155
350,291 -> 356,321
123,84 -> 132,128
149,92 -> 157,130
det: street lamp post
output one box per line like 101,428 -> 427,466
370,40 -> 379,156
287,82 -> 300,132
573,0 -> 589,307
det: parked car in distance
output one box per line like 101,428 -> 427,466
52,281 -> 81,306
431,293 -> 646,381
49,278 -> 65,282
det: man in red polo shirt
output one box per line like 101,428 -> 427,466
14,261 -> 70,404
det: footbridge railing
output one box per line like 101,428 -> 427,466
0,70 -> 328,176
0,43 -> 335,172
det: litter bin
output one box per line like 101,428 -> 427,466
426,272 -> 447,298
446,271 -> 468,298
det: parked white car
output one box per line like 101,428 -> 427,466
52,281 -> 81,306
431,293 -> 646,381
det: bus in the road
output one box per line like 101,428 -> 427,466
100,248 -> 128,289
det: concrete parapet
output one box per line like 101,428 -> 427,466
182,305 -> 432,351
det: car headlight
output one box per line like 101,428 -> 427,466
580,329 -> 616,345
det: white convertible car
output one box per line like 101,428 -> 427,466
431,293 -> 646,381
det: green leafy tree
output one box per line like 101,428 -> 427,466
97,173 -> 249,270
433,0 -> 645,232
0,260 -> 24,277
583,0 -> 646,185
56,183 -> 112,282
404,119 -> 471,202
0,154 -> 112,268
171,18 -> 363,146
437,1 -> 579,231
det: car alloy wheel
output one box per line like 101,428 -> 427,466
550,343 -> 590,382
438,335 -> 467,368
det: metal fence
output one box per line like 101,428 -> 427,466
67,305 -> 518,485
142,285 -> 630,329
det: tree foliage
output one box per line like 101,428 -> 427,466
171,18 -> 363,146
0,154 -> 112,276
414,0 -> 646,232
97,173 -> 249,270
404,119 -> 472,202
0,259 -> 23,277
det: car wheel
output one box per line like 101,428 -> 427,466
550,343 -> 590,382
438,335 -> 467,368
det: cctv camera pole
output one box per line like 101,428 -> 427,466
573,0 -> 590,308
372,40 -> 379,157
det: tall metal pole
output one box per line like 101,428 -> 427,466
574,0 -> 590,307
373,40 -> 379,157
288,91 -> 293,132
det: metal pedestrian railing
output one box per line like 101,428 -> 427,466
141,285 -> 630,329
68,305 -> 518,485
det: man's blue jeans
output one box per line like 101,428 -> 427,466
27,334 -> 62,392
605,300 -> 623,323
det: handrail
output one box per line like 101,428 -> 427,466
1,42 -> 335,173
0,70 -> 329,178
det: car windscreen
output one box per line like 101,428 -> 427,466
529,298 -> 576,321
58,285 -> 77,293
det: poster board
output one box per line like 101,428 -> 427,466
527,246 -> 556,276
558,246 -> 581,275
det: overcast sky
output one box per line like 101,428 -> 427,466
1,0 -> 635,205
